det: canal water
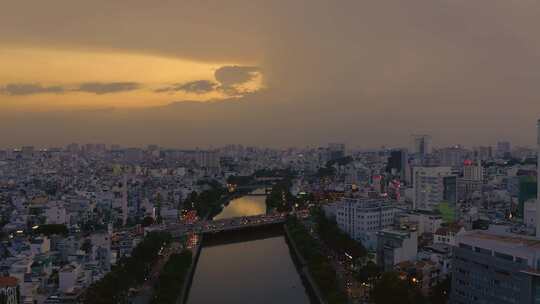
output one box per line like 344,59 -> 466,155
187,190 -> 311,304
213,190 -> 266,220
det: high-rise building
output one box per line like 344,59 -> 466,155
21,146 -> 34,159
474,146 -> 493,162
387,149 -> 408,179
459,160 -> 484,202
439,146 -> 468,168
328,143 -> 346,161
411,135 -> 432,158
451,230 -> 540,304
519,176 -> 537,219
124,148 -> 143,162
497,141 -> 512,158
463,160 -> 484,181
196,150 -> 220,169
412,166 -> 454,211
335,198 -> 396,250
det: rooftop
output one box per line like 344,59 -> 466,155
463,230 -> 540,249
0,276 -> 19,287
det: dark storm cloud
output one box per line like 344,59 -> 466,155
214,66 -> 261,87
76,82 -> 140,95
0,83 -> 64,96
155,80 -> 217,94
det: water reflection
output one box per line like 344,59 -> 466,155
213,194 -> 266,220
187,236 -> 310,304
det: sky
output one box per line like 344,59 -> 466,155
0,0 -> 539,149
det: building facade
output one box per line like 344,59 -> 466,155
0,277 -> 19,304
376,229 -> 418,271
335,198 -> 396,250
413,166 -> 454,211
451,230 -> 540,304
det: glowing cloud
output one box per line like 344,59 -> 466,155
0,47 -> 263,110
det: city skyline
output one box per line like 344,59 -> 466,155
2,2 -> 540,303
1,0 -> 540,148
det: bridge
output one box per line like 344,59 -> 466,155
233,185 -> 273,195
166,213 -> 287,238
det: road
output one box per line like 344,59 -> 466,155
129,242 -> 181,304
301,219 -> 364,304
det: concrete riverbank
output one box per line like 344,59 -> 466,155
177,235 -> 204,304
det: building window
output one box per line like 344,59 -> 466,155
494,251 -> 513,262
474,247 -> 492,256
458,243 -> 472,251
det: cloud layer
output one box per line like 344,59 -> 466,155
214,66 -> 260,87
0,0 -> 540,148
1,83 -> 64,96
155,65 -> 262,96
155,80 -> 218,94
76,82 -> 140,95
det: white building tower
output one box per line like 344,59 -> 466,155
536,119 -> 540,237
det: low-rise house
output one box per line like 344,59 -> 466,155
0,276 -> 20,304
434,223 -> 465,246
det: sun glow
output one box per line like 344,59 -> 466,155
0,47 -> 262,111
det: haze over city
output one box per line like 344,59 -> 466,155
1,0 -> 540,148
2,2 -> 540,304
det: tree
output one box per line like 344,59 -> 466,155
83,232 -> 172,304
313,207 -> 366,260
371,272 -> 426,304
429,276 -> 451,304
141,216 -> 154,227
34,224 -> 68,236
355,261 -> 381,284
81,239 -> 92,255
151,250 -> 193,303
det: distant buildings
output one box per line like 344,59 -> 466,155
411,135 -> 432,159
412,167 -> 454,211
537,119 -> 540,237
459,160 -> 484,201
196,150 -> 220,170
439,146 -> 468,168
496,141 -> 512,158
327,143 -> 346,161
473,146 -> 493,162
387,149 -> 408,180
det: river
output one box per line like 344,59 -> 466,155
212,190 -> 267,220
187,190 -> 311,304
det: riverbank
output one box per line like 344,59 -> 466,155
177,235 -> 204,304
151,249 -> 193,303
82,232 -> 172,304
285,217 -> 348,304
284,223 -> 327,304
